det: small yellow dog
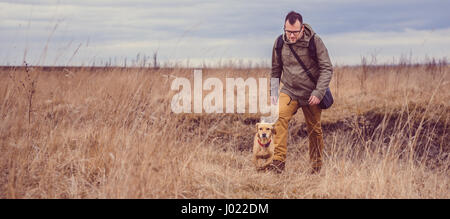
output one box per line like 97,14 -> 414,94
252,123 -> 276,171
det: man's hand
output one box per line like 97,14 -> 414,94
308,95 -> 320,105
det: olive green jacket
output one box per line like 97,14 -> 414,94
271,23 -> 333,106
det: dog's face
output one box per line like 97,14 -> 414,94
256,123 -> 276,140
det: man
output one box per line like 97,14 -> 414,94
269,11 -> 333,174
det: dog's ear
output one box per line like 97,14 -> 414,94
256,123 -> 260,132
271,126 -> 277,135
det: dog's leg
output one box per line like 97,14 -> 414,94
255,154 -> 270,159
261,152 -> 274,169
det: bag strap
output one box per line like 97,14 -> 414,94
275,33 -> 319,80
287,44 -> 317,85
275,33 -> 317,71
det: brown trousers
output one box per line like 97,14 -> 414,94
273,92 -> 324,169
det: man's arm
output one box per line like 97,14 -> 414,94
271,38 -> 282,79
271,38 -> 282,101
310,35 -> 333,101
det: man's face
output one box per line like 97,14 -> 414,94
284,20 -> 303,43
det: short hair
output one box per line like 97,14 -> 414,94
285,11 -> 303,25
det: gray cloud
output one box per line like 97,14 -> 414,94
1,0 -> 449,66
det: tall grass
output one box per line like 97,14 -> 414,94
0,60 -> 448,198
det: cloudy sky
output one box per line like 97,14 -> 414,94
1,0 -> 449,66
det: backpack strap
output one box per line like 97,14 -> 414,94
275,34 -> 284,68
308,33 -> 318,63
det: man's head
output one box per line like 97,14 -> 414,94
284,11 -> 304,43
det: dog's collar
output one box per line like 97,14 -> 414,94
257,139 -> 271,148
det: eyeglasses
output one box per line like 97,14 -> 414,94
285,29 -> 301,35
284,26 -> 303,35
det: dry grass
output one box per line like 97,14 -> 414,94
0,62 -> 449,198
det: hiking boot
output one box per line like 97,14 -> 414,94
268,160 -> 285,174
